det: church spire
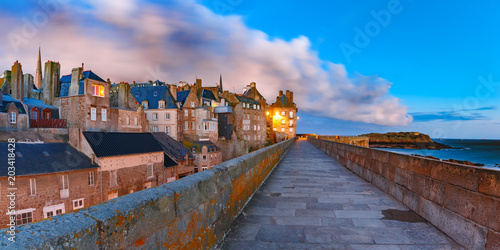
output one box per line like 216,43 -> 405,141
35,46 -> 42,90
219,74 -> 223,93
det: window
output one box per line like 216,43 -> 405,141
253,104 -> 256,109
29,178 -> 36,196
32,110 -> 37,119
153,126 -> 158,132
90,107 -> 96,121
202,166 -> 208,171
184,121 -> 188,130
165,126 -> 171,135
73,198 -> 84,210
254,125 -> 256,131
92,84 -> 104,97
191,110 -> 194,117
289,120 -> 293,126
191,122 -> 195,130
289,111 -> 294,118
281,119 -> 285,124
126,116 -> 130,125
290,128 -> 294,132
191,101 -> 195,107
88,172 -> 94,186
10,112 -> 16,124
43,203 -> 65,219
203,155 -> 207,161
144,182 -> 152,189
62,175 -> 69,190
243,135 -> 247,140
165,113 -> 170,120
147,164 -> 154,178
258,125 -> 260,131
153,113 -> 158,120
16,209 -> 34,225
108,190 -> 118,200
281,128 -> 285,132
159,101 -> 165,109
281,111 -> 285,116
257,105 -> 260,110
110,170 -> 117,187
142,101 -> 148,109
204,122 -> 209,131
273,128 -> 277,131
184,110 -> 188,116
134,117 -> 138,126
101,109 -> 107,121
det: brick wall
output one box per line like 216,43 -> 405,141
0,138 -> 296,249
308,136 -> 500,249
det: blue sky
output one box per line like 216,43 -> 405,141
1,0 -> 499,138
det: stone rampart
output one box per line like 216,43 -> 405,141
0,138 -> 295,249
308,136 -> 500,249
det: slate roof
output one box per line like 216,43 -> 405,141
23,98 -> 58,110
273,94 -> 296,108
235,95 -> 260,105
130,85 -> 177,109
182,140 -> 219,153
0,143 -> 98,177
151,132 -> 194,161
201,89 -> 216,101
0,95 -> 26,114
83,132 -> 164,158
59,70 -> 106,97
176,90 -> 190,107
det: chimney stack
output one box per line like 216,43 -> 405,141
117,82 -> 130,108
43,61 -> 61,105
23,74 -> 34,98
195,78 -> 202,89
69,67 -> 83,96
169,84 -> 177,101
250,82 -> 256,88
279,90 -> 283,97
290,92 -> 293,102
11,61 -> 24,100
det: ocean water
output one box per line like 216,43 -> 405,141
377,139 -> 500,170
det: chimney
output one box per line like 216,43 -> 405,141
11,61 -> 24,100
68,67 -> 82,96
250,82 -> 256,88
42,61 -> 61,105
148,80 -> 152,85
279,90 -> 283,97
169,84 -> 177,101
290,92 -> 293,102
23,74 -> 34,98
118,82 -> 130,108
195,78 -> 202,89
133,81 -> 136,87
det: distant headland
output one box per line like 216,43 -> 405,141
360,132 -> 454,150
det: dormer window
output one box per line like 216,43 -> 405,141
158,101 -> 165,109
142,101 -> 148,109
153,91 -> 158,97
92,84 -> 105,97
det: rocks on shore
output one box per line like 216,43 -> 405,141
360,132 -> 455,150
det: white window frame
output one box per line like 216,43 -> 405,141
13,208 -> 34,225
159,101 -> 165,109
73,198 -> 84,210
90,107 -> 96,121
88,171 -> 94,186
153,113 -> 158,121
29,178 -> 36,196
126,116 -> 130,125
10,112 -> 16,124
289,120 -> 293,126
62,175 -> 69,190
147,164 -> 154,178
166,126 -> 171,135
290,128 -> 294,132
153,126 -> 158,132
184,121 -> 188,130
165,113 -> 170,120
289,111 -> 294,118
281,128 -> 285,132
281,111 -> 285,116
43,203 -> 65,219
184,110 -> 188,116
101,109 -> 107,122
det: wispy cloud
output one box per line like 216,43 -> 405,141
410,106 -> 496,122
0,0 -> 412,126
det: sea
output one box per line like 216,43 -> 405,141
377,139 -> 500,170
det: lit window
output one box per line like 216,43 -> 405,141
147,164 -> 154,178
73,198 -> 84,210
281,128 -> 285,132
101,109 -> 107,121
254,125 -> 256,130
281,111 -> 285,116
289,120 -> 293,126
258,125 -> 260,130
88,172 -> 94,186
10,112 -> 16,124
90,107 -> 96,121
281,119 -> 285,124
92,84 -> 104,97
289,111 -> 294,118
290,128 -> 293,132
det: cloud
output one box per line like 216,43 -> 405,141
0,0 -> 412,126
410,106 -> 496,122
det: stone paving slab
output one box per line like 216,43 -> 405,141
219,139 -> 463,250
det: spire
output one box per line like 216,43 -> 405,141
35,46 -> 42,90
219,74 -> 223,93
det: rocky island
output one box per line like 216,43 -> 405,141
360,132 -> 454,150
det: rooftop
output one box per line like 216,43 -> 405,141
83,132 -> 164,158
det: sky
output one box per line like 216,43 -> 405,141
0,0 -> 499,139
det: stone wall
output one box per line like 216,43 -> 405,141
308,137 -> 500,250
0,138 -> 295,249
213,135 -> 248,162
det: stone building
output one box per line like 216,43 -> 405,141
183,140 -> 222,172
130,83 -> 183,141
0,93 -> 29,131
0,142 -> 99,228
82,132 -> 165,200
266,90 -> 298,138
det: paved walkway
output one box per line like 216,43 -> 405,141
220,139 -> 462,250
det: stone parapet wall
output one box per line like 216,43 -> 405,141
0,138 -> 296,249
318,135 -> 369,147
308,136 -> 500,249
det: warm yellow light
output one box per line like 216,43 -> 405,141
297,116 -> 300,120
266,112 -> 269,116
275,112 -> 279,116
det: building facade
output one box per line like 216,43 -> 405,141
266,90 -> 298,139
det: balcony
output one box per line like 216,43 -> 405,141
30,119 -> 67,128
